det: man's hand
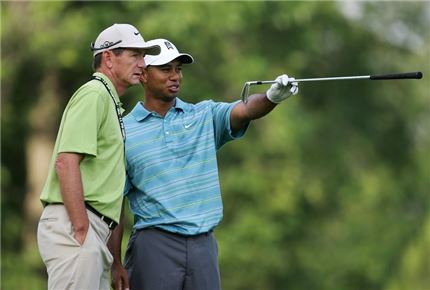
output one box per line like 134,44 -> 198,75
266,74 -> 299,104
111,262 -> 130,290
73,227 -> 88,245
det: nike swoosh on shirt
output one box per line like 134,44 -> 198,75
134,32 -> 140,35
184,124 -> 192,129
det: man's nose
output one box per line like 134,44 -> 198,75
138,55 -> 146,68
170,70 -> 181,80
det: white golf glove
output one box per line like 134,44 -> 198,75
266,74 -> 299,104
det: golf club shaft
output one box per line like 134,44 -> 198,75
249,71 -> 423,85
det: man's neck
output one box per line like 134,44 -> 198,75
96,68 -> 126,96
143,95 -> 176,117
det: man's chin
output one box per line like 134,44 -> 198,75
130,79 -> 141,86
127,75 -> 143,85
162,95 -> 177,103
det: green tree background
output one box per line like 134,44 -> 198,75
1,1 -> 429,290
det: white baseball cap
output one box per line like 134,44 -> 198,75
91,23 -> 160,56
144,39 -> 194,66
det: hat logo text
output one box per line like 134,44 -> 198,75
101,41 -> 115,48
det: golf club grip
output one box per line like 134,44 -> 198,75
370,72 -> 423,80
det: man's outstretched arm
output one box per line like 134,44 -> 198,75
230,74 -> 298,132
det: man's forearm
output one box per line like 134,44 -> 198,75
55,152 -> 89,244
108,201 -> 130,290
244,93 -> 277,119
108,200 -> 125,263
230,93 -> 277,132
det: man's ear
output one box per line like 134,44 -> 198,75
103,51 -> 113,69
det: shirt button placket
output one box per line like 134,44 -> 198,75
164,117 -> 172,144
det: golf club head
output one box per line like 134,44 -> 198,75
241,82 -> 251,103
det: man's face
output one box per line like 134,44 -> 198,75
142,60 -> 183,102
110,49 -> 146,88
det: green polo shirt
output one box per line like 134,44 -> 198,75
40,72 -> 125,223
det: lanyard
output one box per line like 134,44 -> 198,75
91,76 -> 126,142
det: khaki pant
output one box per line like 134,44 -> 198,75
37,204 -> 113,290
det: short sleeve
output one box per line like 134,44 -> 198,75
210,100 -> 248,149
58,89 -> 106,156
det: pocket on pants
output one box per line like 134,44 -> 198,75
39,217 -> 58,222
37,214 -> 82,266
66,220 -> 92,247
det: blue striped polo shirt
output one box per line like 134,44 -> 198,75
124,98 -> 247,235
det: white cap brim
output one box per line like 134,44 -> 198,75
120,42 -> 160,55
146,53 -> 194,66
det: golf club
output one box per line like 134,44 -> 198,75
241,71 -> 423,102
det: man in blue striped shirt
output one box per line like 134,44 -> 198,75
109,38 -> 298,290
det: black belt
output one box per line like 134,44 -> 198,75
45,202 -> 117,230
85,203 -> 117,230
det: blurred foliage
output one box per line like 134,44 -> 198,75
1,1 -> 429,290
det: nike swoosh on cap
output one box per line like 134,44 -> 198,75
134,32 -> 140,35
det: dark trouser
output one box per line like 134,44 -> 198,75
124,228 -> 221,290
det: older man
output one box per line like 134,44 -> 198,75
37,24 -> 159,290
